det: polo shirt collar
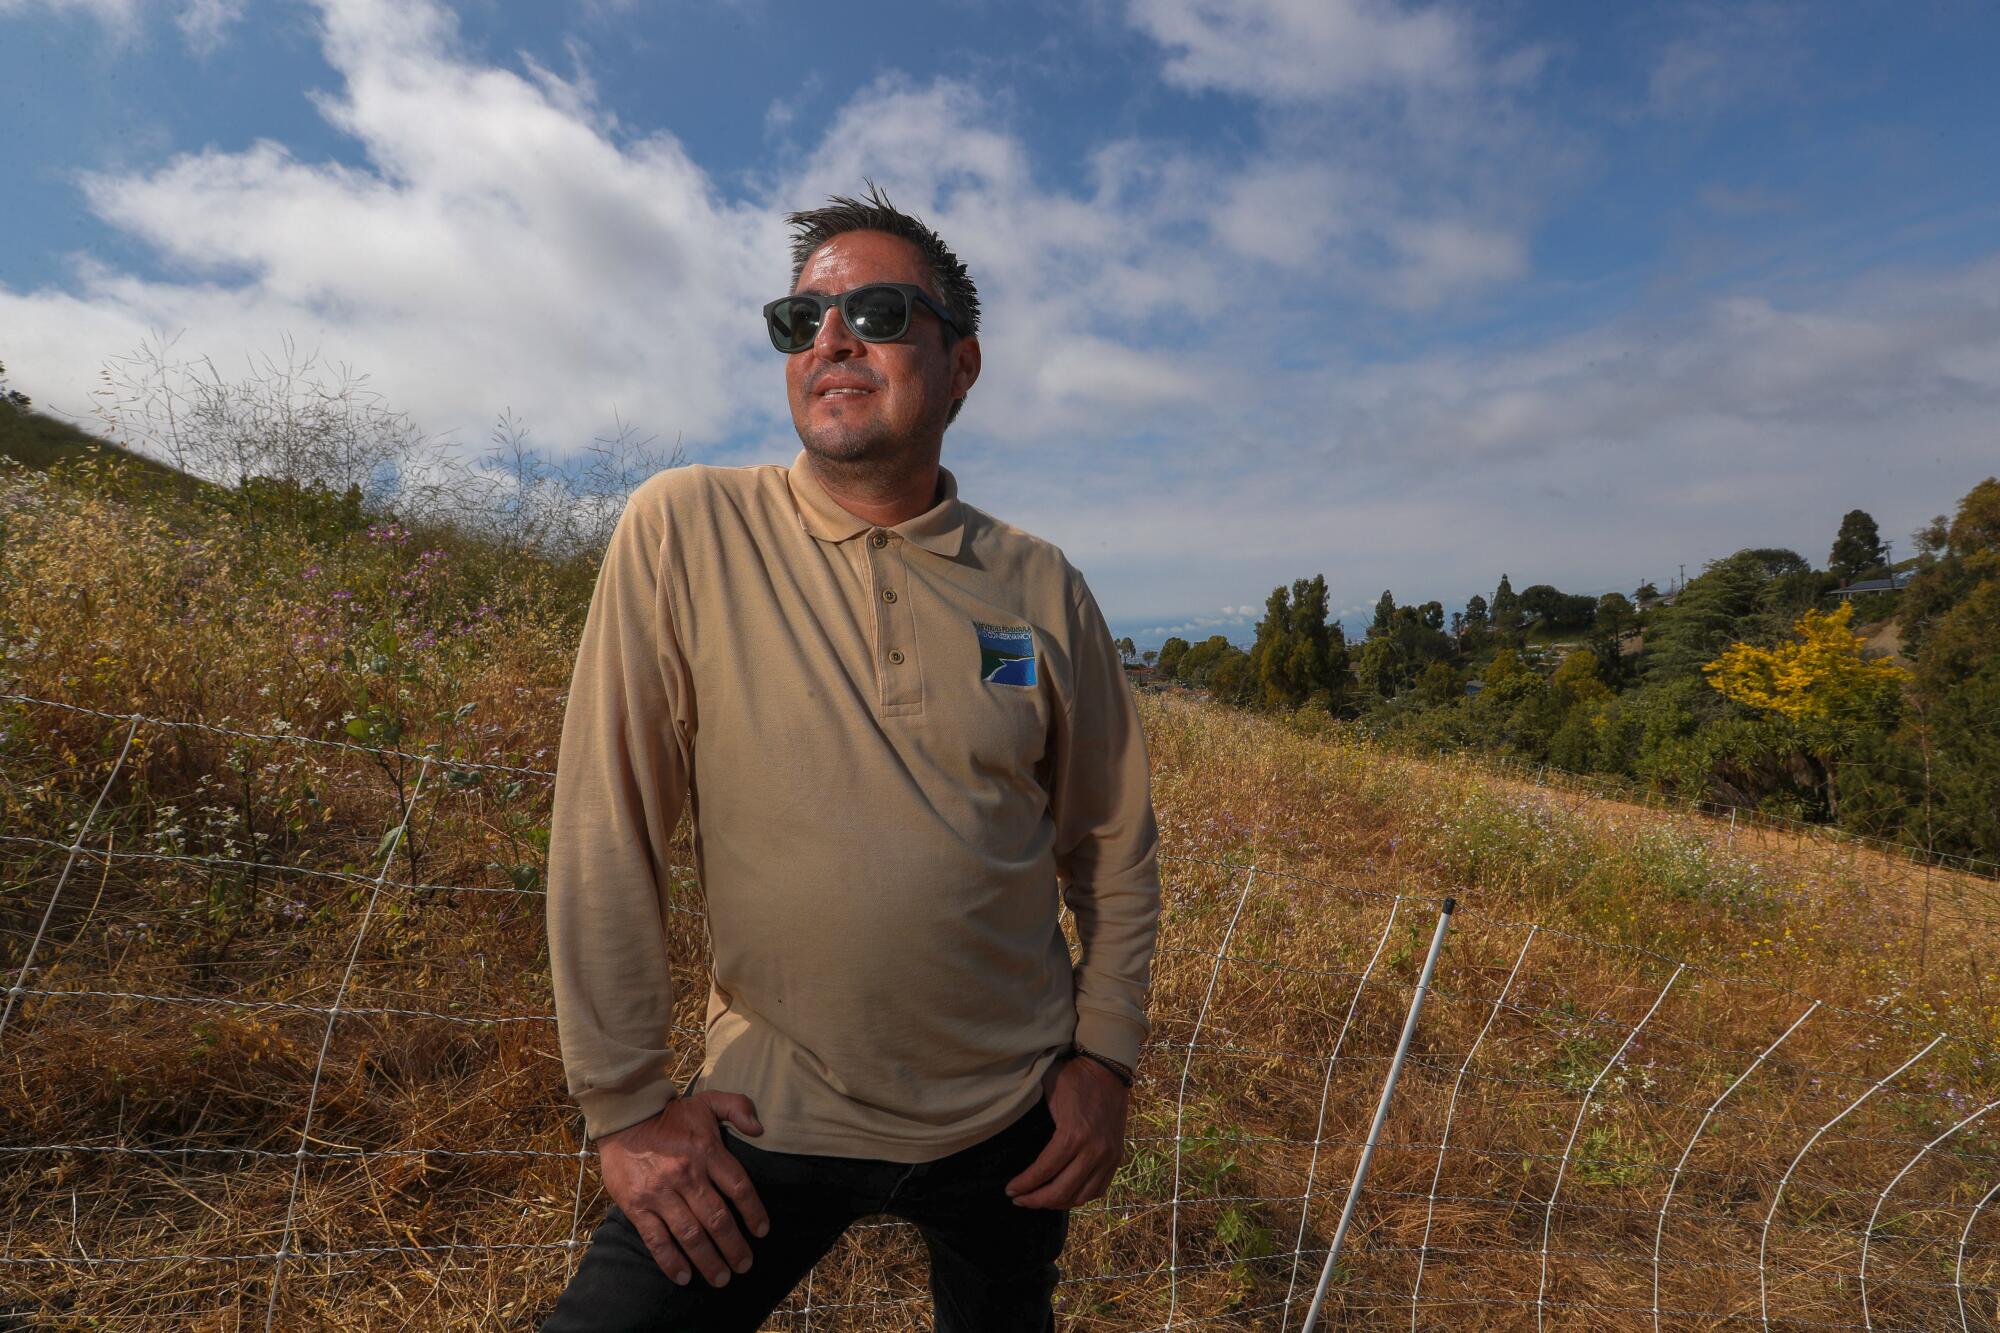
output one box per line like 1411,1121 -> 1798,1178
787,449 -> 966,559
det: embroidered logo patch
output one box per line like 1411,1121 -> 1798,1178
975,622 -> 1037,686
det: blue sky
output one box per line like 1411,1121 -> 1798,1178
4,0 -> 1999,647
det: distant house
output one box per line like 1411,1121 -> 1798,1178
1829,572 -> 1913,599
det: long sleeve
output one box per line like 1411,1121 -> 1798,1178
1050,568 -> 1163,1075
546,482 -> 693,1141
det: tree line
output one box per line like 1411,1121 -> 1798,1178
1140,491 -> 2000,862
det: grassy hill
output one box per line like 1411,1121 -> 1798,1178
0,399 -> 187,488
1,457 -> 1995,1328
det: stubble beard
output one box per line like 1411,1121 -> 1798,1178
796,406 -> 938,494
798,416 -> 894,466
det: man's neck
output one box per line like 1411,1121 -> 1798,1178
805,451 -> 943,529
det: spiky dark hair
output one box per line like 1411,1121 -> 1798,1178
784,181 -> 981,344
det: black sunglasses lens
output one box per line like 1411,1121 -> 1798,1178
769,297 -> 822,351
844,286 -> 909,341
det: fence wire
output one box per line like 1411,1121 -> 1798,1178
2,694 -> 1997,1330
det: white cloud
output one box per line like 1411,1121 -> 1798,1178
0,0 -> 140,37
1129,0 -> 1476,102
762,71 -> 822,142
6,0 -> 782,455
173,0 -> 242,54
1647,4 -> 1801,118
1,0 -> 246,50
6,0 -> 1999,638
1208,163 -> 1355,268
1384,218 -> 1527,308
1135,607 -> 1261,641
1126,0 -> 1566,310
2,0 -> 1558,466
1332,265 -> 2000,470
989,254 -> 2000,629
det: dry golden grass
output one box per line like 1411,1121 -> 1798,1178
3,461 -> 1997,1329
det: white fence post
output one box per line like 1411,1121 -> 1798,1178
1300,898 -> 1455,1333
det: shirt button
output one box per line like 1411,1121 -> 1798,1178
870,532 -> 888,548
882,588 -> 897,603
888,649 -> 905,665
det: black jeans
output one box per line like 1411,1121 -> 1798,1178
540,1096 -> 1069,1332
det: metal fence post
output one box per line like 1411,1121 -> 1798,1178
1300,898 -> 1456,1333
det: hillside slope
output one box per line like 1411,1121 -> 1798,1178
1,464 -> 1994,1329
0,400 -> 185,486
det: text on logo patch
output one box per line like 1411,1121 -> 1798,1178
975,622 -> 1037,686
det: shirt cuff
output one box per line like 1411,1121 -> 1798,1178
1074,1007 -> 1148,1076
579,1079 -> 678,1144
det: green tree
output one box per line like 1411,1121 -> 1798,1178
1914,512 -> 1951,560
1547,658 -> 1621,771
1518,584 -> 1597,633
1915,577 -> 2000,696
1847,477 -> 2000,857
1353,637 -> 1397,700
1301,576 -> 1353,711
1741,548 -> 1827,629
1899,477 -> 2000,658
1949,476 -> 2000,551
1480,649 -> 1538,704
1325,619 -> 1354,712
1413,660 -> 1460,707
1250,584 -> 1297,705
1115,636 -> 1136,665
1736,548 -> 1813,581
1913,669 -> 2000,854
1355,603 -> 1456,700
1548,705 -> 1601,771
1829,508 -> 1888,583
1371,590 -> 1396,637
1595,592 -> 1635,640
1248,574 -> 1351,710
1466,648 -> 1570,758
1491,574 -> 1522,634
1550,650 -> 1612,705
1178,634 -> 1245,686
1208,650 -> 1255,705
1285,576 -> 1336,703
1156,636 -> 1191,679
1643,551 -> 1771,680
1589,592 -> 1638,687
0,359 -> 29,409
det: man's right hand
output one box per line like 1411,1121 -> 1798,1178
596,1091 -> 771,1287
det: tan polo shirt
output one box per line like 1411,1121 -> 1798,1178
546,450 -> 1161,1161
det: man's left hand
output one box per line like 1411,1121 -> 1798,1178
1004,1053 -> 1130,1209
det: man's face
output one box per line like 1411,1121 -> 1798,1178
785,230 -> 979,469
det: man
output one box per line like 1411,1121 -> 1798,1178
540,185 -> 1162,1331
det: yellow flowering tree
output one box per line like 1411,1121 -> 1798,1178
1702,601 -> 1908,817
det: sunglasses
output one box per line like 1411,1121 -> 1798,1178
762,283 -> 966,354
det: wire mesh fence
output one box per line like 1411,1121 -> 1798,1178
2,693 -> 1997,1329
